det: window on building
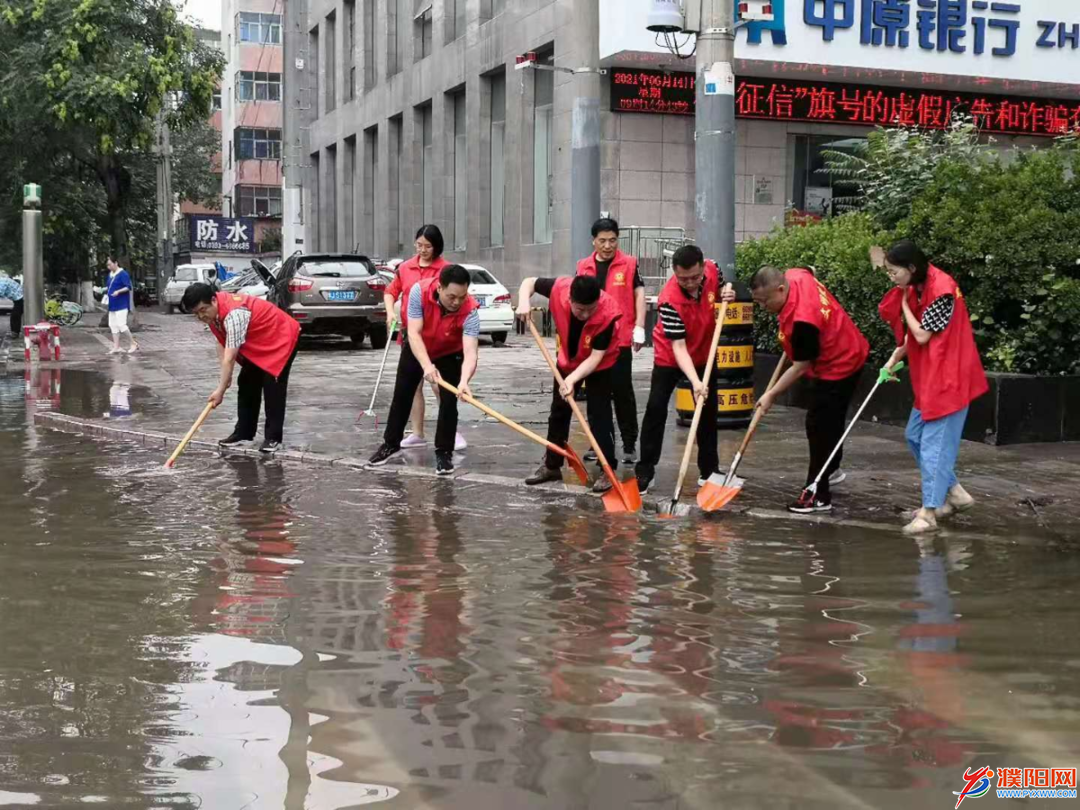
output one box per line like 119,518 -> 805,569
343,135 -> 357,250
236,128 -> 282,160
420,104 -> 433,225
489,71 -> 505,246
415,4 -> 433,61
325,11 -> 336,113
446,0 -> 465,42
389,0 -> 409,76
238,12 -> 282,45
212,89 -> 222,111
533,50 -> 554,244
363,0 -> 376,90
452,92 -> 467,251
345,0 -> 356,102
238,185 -> 283,218
390,115 -> 405,253
363,126 -> 378,251
791,135 -> 865,219
237,71 -> 282,102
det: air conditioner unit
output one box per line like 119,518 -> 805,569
646,0 -> 684,33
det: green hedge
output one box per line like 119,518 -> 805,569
735,133 -> 1080,376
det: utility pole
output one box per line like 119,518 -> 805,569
22,183 -> 43,326
570,0 -> 602,262
695,0 -> 737,282
283,0 -> 311,257
154,111 -> 175,305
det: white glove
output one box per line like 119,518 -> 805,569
633,326 -> 646,346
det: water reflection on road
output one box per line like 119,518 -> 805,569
2,369 -> 1079,809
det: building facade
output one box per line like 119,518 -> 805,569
221,0 -> 286,254
299,0 -> 1080,290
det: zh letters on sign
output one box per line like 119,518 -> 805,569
190,216 -> 256,253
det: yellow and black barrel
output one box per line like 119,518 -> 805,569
676,281 -> 755,429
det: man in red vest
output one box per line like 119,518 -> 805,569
183,283 -> 301,453
728,266 -> 869,514
635,245 -> 731,495
516,274 -> 622,494
368,264 -> 480,476
576,218 -> 646,463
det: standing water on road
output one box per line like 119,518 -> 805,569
2,368 -> 1079,809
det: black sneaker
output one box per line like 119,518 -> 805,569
583,450 -> 598,463
622,446 -> 638,464
788,498 -> 833,514
592,477 -> 613,495
219,433 -> 250,446
525,464 -> 562,486
436,452 -> 455,476
635,472 -> 653,495
368,443 -> 400,466
260,440 -> 281,453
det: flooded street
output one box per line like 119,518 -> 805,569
2,368 -> 1079,809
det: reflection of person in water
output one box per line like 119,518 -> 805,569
107,360 -> 133,418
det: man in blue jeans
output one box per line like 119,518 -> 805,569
0,274 -> 23,336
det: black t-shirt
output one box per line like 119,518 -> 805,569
594,258 -> 645,291
535,277 -> 615,358
791,322 -> 820,363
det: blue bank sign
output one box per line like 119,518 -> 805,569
190,215 -> 256,253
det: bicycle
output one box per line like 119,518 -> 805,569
45,297 -> 83,327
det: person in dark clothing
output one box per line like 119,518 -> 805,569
517,274 -> 622,494
730,266 -> 869,513
576,217 -> 646,463
0,275 -> 23,336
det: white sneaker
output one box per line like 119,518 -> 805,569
829,468 -> 847,487
108,347 -> 123,355
401,434 -> 427,448
454,432 -> 467,451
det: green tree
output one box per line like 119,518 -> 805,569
0,0 -> 224,263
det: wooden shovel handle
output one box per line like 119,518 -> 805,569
673,290 -> 731,499
435,378 -> 574,462
733,353 -> 788,459
527,319 -> 629,508
165,402 -> 215,468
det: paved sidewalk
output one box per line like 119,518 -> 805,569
10,310 -> 1080,542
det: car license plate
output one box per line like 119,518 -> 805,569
326,290 -> 357,302
475,296 -> 487,308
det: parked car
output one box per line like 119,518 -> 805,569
221,261 -> 280,300
385,263 -> 513,346
253,253 -> 388,349
164,264 -> 218,313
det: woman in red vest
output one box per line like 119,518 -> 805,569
731,265 -> 869,513
516,274 -> 622,494
878,240 -> 988,536
382,224 -> 459,450
182,283 -> 301,453
369,264 -> 480,476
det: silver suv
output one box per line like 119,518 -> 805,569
253,253 -> 388,349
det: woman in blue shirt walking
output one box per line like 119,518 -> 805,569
106,256 -> 139,354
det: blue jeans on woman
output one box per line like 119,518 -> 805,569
905,406 -> 969,509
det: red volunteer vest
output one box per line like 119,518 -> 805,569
778,268 -> 869,381
413,277 -> 478,361
210,292 -> 300,379
548,277 -> 622,374
653,259 -> 721,368
878,265 -> 988,421
395,255 -> 450,342
576,250 -> 638,349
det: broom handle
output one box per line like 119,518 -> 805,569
165,402 -> 215,468
672,294 -> 730,502
808,379 -> 881,489
527,319 -> 630,509
365,319 -> 396,412
435,378 -> 573,461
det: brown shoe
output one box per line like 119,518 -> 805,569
525,464 -> 562,486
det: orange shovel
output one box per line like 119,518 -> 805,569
436,378 -> 590,485
527,320 -> 641,513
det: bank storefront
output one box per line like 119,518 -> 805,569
599,0 -> 1080,240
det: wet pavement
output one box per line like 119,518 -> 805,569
2,315 -> 1080,808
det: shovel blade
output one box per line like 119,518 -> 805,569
657,498 -> 692,518
697,475 -> 744,512
563,444 -> 590,486
600,478 -> 642,514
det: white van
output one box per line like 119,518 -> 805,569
164,264 -> 218,313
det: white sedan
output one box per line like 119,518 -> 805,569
387,262 -> 514,346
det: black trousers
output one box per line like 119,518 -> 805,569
10,299 -> 23,335
805,370 -> 863,503
637,364 -> 720,480
611,347 -> 639,451
384,343 -> 463,454
544,366 -> 617,471
235,346 -> 298,443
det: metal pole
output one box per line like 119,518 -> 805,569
570,0 -> 602,262
695,0 -> 737,282
22,209 -> 43,325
